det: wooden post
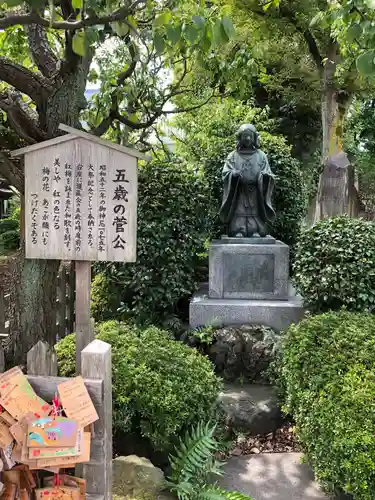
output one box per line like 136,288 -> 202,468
56,265 -> 66,342
79,339 -> 112,500
75,261 -> 93,374
0,290 -> 5,334
27,341 -> 58,376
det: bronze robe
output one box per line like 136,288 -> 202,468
219,149 -> 276,236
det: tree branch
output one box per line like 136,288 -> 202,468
0,92 -> 48,144
25,23 -> 59,78
250,3 -> 323,72
117,39 -> 140,85
0,57 -> 52,103
0,153 -> 24,193
0,4 -> 141,30
278,6 -> 323,71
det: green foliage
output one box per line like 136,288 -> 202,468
167,422 -> 254,500
279,310 -> 375,498
54,332 -> 76,379
0,219 -> 18,234
344,99 -> 375,214
95,159 -> 213,324
293,216 -> 375,312
56,321 -> 222,451
0,229 -> 19,253
331,0 -> 375,76
90,272 -> 122,322
175,100 -> 306,249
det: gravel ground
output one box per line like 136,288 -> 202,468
224,422 -> 300,458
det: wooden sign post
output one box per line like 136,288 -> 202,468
12,124 -> 148,373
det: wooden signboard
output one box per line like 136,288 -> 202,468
12,125 -> 147,263
12,124 -> 149,372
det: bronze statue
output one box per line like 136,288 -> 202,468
219,124 -> 276,238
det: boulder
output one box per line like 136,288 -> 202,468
207,325 -> 280,383
219,383 -> 283,435
113,455 -> 168,499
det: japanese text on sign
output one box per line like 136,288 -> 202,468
25,140 -> 137,262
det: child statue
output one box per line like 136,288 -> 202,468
219,123 -> 276,238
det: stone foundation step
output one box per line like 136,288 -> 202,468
190,290 -> 304,332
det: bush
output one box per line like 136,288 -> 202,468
0,219 -> 18,234
0,229 -> 20,252
293,216 -> 375,312
279,311 -> 375,498
95,159 -> 213,324
90,273 -> 123,321
55,321 -> 222,451
175,100 -> 307,249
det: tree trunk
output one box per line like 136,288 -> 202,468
310,41 -> 356,224
7,60 -> 91,366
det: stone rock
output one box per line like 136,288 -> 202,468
208,325 -> 280,383
113,455 -> 167,499
219,383 -> 283,435
250,447 -> 260,454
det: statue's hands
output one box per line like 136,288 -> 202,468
233,169 -> 243,178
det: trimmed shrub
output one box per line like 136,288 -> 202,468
279,311 -> 375,498
90,273 -> 122,321
0,219 -> 18,234
293,216 -> 375,312
55,321 -> 222,451
0,229 -> 20,252
95,159 -> 213,324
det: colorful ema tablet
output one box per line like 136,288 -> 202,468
27,417 -> 78,448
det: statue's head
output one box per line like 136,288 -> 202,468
236,124 -> 260,150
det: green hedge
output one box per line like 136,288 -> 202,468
0,229 -> 19,252
94,159 -> 213,323
0,219 -> 18,234
293,216 -> 375,312
55,321 -> 222,451
279,311 -> 375,498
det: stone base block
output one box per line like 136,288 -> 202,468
209,239 -> 289,300
189,290 -> 304,333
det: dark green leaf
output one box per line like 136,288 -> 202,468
346,23 -> 363,42
356,51 -> 375,76
185,25 -> 198,44
192,16 -> 205,29
72,31 -> 86,57
111,21 -> 130,36
166,25 -> 181,44
213,19 -> 227,46
154,33 -> 165,54
221,16 -> 235,39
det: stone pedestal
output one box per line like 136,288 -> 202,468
209,238 -> 289,300
190,237 -> 304,332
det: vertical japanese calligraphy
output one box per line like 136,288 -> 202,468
24,138 -> 137,261
30,194 -> 39,245
52,158 -> 61,231
75,164 -> 83,253
87,164 -> 95,249
42,198 -> 49,246
112,169 -> 129,250
64,162 -> 73,251
98,165 -> 107,253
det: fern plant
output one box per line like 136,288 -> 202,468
166,422 -> 254,500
